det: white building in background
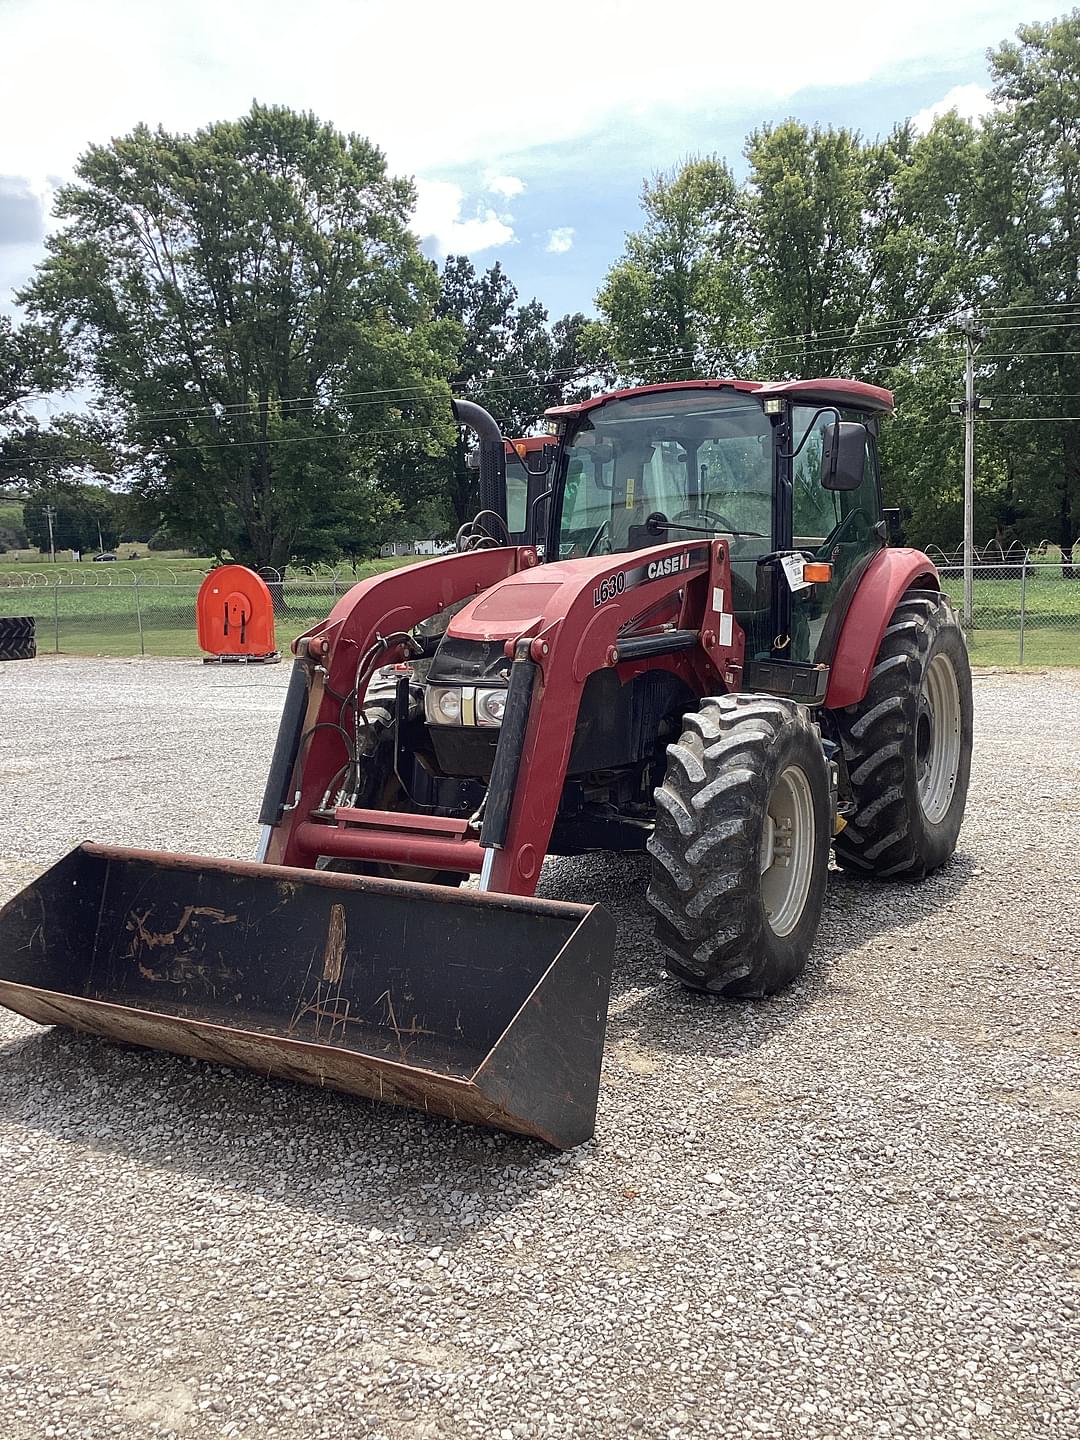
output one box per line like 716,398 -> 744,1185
379,538 -> 445,558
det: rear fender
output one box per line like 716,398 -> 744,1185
824,549 -> 940,709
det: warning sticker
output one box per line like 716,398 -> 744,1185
780,554 -> 811,591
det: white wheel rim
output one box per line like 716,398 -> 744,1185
760,765 -> 815,938
917,653 -> 962,824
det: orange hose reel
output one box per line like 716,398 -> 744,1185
196,565 -> 279,663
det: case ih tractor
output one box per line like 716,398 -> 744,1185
0,379 -> 972,1148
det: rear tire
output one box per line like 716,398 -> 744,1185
647,695 -> 831,998
832,590 -> 972,878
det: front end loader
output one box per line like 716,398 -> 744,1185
0,379 -> 973,1146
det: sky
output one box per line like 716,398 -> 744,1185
0,0 -> 1067,325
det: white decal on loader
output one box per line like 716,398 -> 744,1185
646,553 -> 691,581
592,571 -> 627,607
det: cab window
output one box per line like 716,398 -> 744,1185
789,405 -> 882,662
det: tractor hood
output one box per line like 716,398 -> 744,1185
446,548 -> 701,645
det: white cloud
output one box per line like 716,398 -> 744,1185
411,178 -> 514,256
912,83 -> 995,134
486,173 -> 525,198
545,226 -> 575,255
0,0 -> 1061,185
0,0 -> 1065,299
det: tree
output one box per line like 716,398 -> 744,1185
0,315 -> 66,424
18,104 -> 458,570
435,256 -> 600,524
24,481 -> 122,554
975,11 -> 1080,569
877,340 -> 967,549
596,158 -> 750,380
744,117 -> 978,380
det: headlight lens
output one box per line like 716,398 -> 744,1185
475,687 -> 507,727
425,685 -> 462,726
424,684 -> 506,727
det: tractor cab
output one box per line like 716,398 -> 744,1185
539,379 -> 891,697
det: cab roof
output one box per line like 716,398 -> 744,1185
544,377 -> 894,420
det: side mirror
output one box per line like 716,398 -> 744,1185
820,421 -> 866,492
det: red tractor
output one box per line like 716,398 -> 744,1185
0,379 -> 972,1148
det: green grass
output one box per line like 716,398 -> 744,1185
0,549 -> 211,578
3,555 -> 1078,665
938,573 -> 1080,666
0,554 -> 428,657
961,628 -> 1080,666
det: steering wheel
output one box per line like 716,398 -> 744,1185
670,507 -> 740,535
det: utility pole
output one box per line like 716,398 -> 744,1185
44,503 -> 57,565
962,316 -> 976,629
951,313 -> 989,630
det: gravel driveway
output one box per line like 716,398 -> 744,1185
0,657 -> 1077,1440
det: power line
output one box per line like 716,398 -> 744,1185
982,350 -> 1079,358
0,420 -> 451,469
976,300 -> 1080,315
0,311 -> 972,423
979,322 -> 1080,333
4,307 -> 1063,428
4,307 -> 1076,467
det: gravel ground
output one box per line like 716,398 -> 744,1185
0,656 -> 1077,1440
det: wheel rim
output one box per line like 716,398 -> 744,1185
916,652 -> 962,824
759,765 -> 815,938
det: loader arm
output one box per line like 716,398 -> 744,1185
429,539 -> 744,895
264,546 -> 538,869
263,538 -> 742,894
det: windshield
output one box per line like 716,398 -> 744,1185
557,390 -> 774,564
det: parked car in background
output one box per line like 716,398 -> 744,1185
92,552 -> 117,562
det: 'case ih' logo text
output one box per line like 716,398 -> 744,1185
647,552 -> 690,580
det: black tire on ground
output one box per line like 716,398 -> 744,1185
647,695 -> 832,998
832,590 -> 972,879
0,616 -> 36,662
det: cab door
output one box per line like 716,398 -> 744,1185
789,406 -> 883,664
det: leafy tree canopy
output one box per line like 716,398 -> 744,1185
596,159 -> 749,379
19,103 -> 459,569
973,11 -> 1080,558
434,255 -> 600,523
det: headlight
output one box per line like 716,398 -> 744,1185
424,684 -> 507,727
475,687 -> 507,728
425,685 -> 463,726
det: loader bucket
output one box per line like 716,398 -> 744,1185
0,845 -> 615,1149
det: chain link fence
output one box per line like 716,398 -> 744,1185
2,556 -> 1078,667
0,567 -> 363,659
937,560 -> 1080,666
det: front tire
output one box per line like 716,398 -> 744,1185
647,696 -> 831,997
832,590 -> 972,878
